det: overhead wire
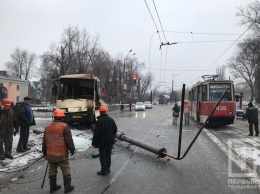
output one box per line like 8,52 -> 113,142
198,22 -> 255,80
164,30 -> 249,36
143,0 -> 162,44
144,0 -> 163,82
152,0 -> 167,43
152,0 -> 169,82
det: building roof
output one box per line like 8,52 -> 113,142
59,74 -> 99,81
0,75 -> 29,84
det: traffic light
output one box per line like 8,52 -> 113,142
133,75 -> 137,84
123,91 -> 126,96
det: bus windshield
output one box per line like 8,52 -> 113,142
57,78 -> 95,100
209,84 -> 232,101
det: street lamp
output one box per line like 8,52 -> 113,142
122,50 -> 136,99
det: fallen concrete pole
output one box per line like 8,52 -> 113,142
116,132 -> 167,158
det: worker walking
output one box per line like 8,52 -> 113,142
92,105 -> 118,175
183,101 -> 191,125
129,102 -> 132,112
42,109 -> 75,193
120,100 -> 124,111
246,102 -> 259,136
172,103 -> 180,125
16,97 -> 35,152
0,99 -> 19,160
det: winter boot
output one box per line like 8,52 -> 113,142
49,175 -> 61,193
63,175 -> 74,193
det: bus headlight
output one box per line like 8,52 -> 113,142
228,111 -> 233,115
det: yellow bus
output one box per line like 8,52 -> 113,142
56,74 -> 104,128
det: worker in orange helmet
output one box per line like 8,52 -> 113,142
0,99 -> 19,160
92,105 -> 118,175
42,109 -> 75,193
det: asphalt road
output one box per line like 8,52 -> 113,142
0,105 -> 260,194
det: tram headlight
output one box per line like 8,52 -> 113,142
228,111 -> 233,115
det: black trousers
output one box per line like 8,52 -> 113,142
99,146 -> 112,172
17,126 -> 30,150
0,135 -> 13,157
249,122 -> 259,134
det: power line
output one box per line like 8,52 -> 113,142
152,0 -> 167,43
177,40 -> 243,44
164,30 -> 248,36
146,68 -> 213,72
143,0 -> 162,43
163,45 -> 169,82
160,39 -> 243,48
199,22 -> 255,78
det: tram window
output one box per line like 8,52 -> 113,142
209,84 -> 231,101
201,85 -> 207,102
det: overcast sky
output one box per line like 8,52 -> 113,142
0,0 -> 253,91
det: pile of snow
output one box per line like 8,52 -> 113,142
0,121 -> 93,175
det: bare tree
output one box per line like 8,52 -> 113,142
139,71 -> 154,100
5,47 -> 37,80
228,40 -> 259,101
216,65 -> 227,81
41,26 -> 104,78
227,1 -> 260,102
236,0 -> 260,28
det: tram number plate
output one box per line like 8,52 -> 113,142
72,115 -> 82,118
216,106 -> 226,111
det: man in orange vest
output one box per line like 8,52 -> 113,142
42,109 -> 75,193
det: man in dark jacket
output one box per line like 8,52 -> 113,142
246,102 -> 259,136
42,109 -> 75,193
0,99 -> 19,160
92,105 -> 118,175
16,97 -> 36,152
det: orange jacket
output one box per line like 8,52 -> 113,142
183,104 -> 191,114
45,122 -> 68,157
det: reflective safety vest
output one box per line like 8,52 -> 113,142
45,122 -> 68,157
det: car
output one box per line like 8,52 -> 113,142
144,101 -> 152,109
152,101 -> 158,105
135,102 -> 145,111
236,106 -> 246,119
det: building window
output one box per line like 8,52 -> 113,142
17,85 -> 20,91
16,96 -> 20,102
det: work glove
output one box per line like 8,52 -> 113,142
70,151 -> 75,156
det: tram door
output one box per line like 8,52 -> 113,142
196,86 -> 200,122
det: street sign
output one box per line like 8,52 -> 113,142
126,93 -> 131,98
36,91 -> 41,99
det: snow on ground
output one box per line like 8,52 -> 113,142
0,117 -> 93,174
229,138 -> 260,166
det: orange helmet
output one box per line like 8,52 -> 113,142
99,105 -> 107,112
53,109 -> 65,117
1,98 -> 11,106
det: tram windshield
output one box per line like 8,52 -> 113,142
209,84 -> 232,101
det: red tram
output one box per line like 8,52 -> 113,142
189,75 -> 236,125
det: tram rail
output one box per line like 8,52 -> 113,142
205,125 -> 260,177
